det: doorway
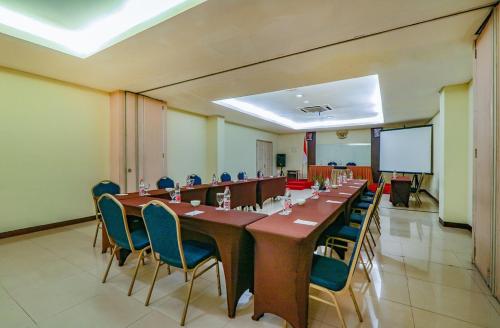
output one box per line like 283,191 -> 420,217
256,140 -> 273,177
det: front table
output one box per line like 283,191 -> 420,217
114,196 -> 267,318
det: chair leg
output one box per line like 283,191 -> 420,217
215,260 -> 222,296
349,285 -> 363,322
167,264 -> 171,275
181,268 -> 198,326
145,260 -> 161,306
368,228 -> 377,247
128,249 -> 145,296
93,220 -> 101,247
362,241 -> 372,264
359,253 -> 371,283
365,237 -> 375,258
329,292 -> 346,328
102,245 -> 117,283
184,272 -> 188,282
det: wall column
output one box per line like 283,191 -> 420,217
438,83 -> 472,225
207,116 -> 225,177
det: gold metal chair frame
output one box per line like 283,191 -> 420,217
91,180 -> 119,248
141,200 -> 221,326
97,193 -> 151,297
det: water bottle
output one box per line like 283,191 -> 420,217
285,188 -> 292,213
223,186 -> 231,210
175,182 -> 181,203
212,174 -> 217,185
243,172 -> 247,180
139,179 -> 145,196
325,178 -> 330,191
349,170 -> 353,180
393,171 -> 397,179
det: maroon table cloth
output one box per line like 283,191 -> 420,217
390,176 -> 411,207
246,196 -> 347,328
103,196 -> 267,318
255,176 -> 287,209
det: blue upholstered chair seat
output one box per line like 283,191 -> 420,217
160,240 -> 214,269
353,201 -> 371,209
350,212 -> 365,225
360,195 -> 374,203
129,228 -> 150,250
363,191 -> 375,197
310,254 -> 349,292
333,225 -> 359,241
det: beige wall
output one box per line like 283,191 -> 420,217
165,108 -> 208,183
0,67 -> 110,232
438,83 -> 472,224
224,123 -> 278,177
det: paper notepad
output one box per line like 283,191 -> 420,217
339,192 -> 352,195
138,204 -> 146,207
326,200 -> 342,204
294,219 -> 318,226
116,193 -> 128,196
184,210 -> 204,216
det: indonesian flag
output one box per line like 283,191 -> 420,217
303,134 -> 308,165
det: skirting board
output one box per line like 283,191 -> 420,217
438,217 -> 472,232
0,216 -> 95,239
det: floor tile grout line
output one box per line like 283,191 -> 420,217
1,283 -> 39,327
409,304 -> 492,328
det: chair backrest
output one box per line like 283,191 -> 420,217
92,180 -> 120,198
91,180 -> 121,215
344,204 -> 374,289
220,172 -> 232,182
189,174 -> 202,185
142,200 -> 188,271
157,176 -> 174,189
257,170 -> 263,178
237,171 -> 246,180
328,161 -> 337,166
373,182 -> 385,209
346,162 -> 356,166
97,194 -> 134,251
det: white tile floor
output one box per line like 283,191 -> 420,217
0,192 -> 499,328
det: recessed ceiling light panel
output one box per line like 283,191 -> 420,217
213,74 -> 384,130
0,0 -> 205,58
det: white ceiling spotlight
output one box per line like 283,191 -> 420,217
0,0 -> 205,58
213,74 -> 384,130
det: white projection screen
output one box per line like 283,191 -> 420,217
379,126 -> 433,173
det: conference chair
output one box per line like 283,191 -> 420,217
350,183 -> 384,248
287,205 -> 374,328
353,183 -> 384,234
256,170 -> 263,178
91,180 -> 120,248
141,200 -> 221,326
363,175 -> 384,197
220,172 -> 231,182
188,174 -> 202,186
328,161 -> 337,166
157,176 -> 175,189
346,162 -> 356,166
237,171 -> 246,180
97,194 -> 151,296
410,174 -> 424,206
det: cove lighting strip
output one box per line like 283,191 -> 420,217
213,75 -> 384,130
0,0 -> 205,58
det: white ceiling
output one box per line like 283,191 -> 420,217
214,74 -> 384,130
0,0 -> 493,133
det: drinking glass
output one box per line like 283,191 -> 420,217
144,183 -> 150,195
169,189 -> 176,203
216,193 -> 224,210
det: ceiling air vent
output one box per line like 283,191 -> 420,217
299,105 -> 333,114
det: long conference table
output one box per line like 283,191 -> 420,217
98,177 -> 366,326
99,176 -> 286,318
246,179 -> 367,328
308,165 -> 373,184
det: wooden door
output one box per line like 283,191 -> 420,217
138,96 -> 166,189
256,140 -> 273,177
473,14 -> 494,285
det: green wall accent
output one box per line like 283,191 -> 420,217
0,68 -> 110,232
